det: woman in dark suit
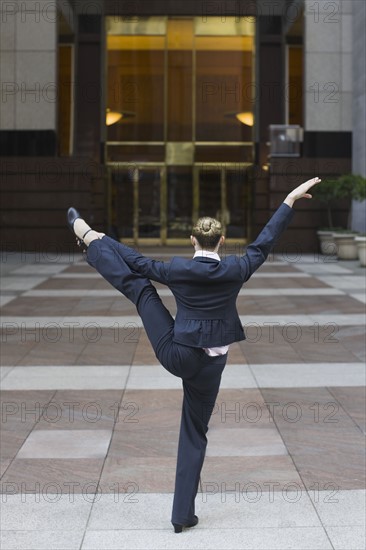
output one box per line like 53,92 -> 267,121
67,177 -> 321,533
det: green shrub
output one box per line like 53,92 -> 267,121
313,174 -> 366,229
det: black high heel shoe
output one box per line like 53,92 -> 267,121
66,207 -> 92,250
66,207 -> 81,231
172,515 -> 199,533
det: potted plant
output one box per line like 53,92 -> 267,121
331,174 -> 366,260
355,234 -> 366,267
313,178 -> 342,255
314,174 -> 366,259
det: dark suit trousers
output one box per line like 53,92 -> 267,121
86,236 -> 227,525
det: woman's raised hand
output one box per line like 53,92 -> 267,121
284,177 -> 321,207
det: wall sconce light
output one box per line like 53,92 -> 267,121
235,111 -> 254,126
106,109 -> 136,126
224,111 -> 254,127
106,109 -> 122,126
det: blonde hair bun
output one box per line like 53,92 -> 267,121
192,217 -> 222,250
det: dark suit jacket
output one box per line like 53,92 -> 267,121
117,202 -> 295,347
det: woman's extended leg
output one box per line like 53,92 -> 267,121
86,236 -> 184,375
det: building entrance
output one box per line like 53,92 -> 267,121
105,16 -> 255,244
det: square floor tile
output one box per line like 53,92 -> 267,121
115,389 -> 182,431
309,489 -> 366,527
317,276 -> 366,290
87,493 -> 172,530
99,457 -> 176,492
1,431 -> 34,460
329,386 -> 366,433
201,455 -> 304,491
0,458 -> 12,477
1,366 -> 130,390
211,388 -> 276,430
0,494 -> 92,531
0,296 -> 17,307
251,363 -> 365,387
0,277 -> 48,291
12,265 -> 68,275
350,293 -> 366,304
0,530 -> 83,550
108,428 -> 179,458
220,364 -> 257,389
0,366 -> 13,380
206,427 -> 288,457
326,525 -> 366,550
127,366 -> 182,390
16,430 -> 112,459
1,458 -> 104,491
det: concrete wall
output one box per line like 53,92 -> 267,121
304,0 -> 352,131
0,0 -> 57,130
351,0 -> 366,232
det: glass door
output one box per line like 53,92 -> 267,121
109,165 -> 164,245
105,16 -> 255,245
193,164 -> 252,240
166,166 -> 193,239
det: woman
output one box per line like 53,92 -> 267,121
67,176 -> 321,533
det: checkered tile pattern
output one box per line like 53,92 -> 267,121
1,249 -> 365,549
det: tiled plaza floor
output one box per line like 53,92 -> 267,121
0,246 -> 365,549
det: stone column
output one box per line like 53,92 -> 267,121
0,1 -> 57,136
304,0 -> 352,132
351,0 -> 366,232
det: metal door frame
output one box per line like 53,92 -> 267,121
107,161 -> 252,246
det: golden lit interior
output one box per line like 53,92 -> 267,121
106,16 -> 255,242
107,35 -> 165,50
195,36 -> 253,51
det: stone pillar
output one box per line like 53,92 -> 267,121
351,0 -> 366,232
304,0 -> 352,132
0,0 -> 57,152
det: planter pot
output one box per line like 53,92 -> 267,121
317,230 -> 337,255
355,236 -> 366,266
333,233 -> 359,260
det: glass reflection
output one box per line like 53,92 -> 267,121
167,167 -> 193,238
